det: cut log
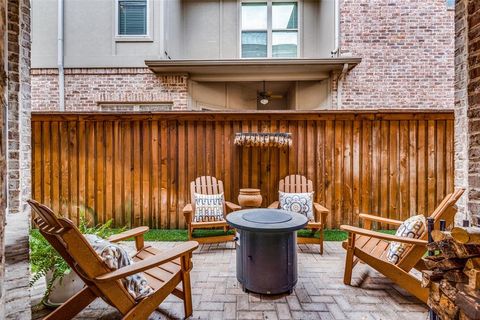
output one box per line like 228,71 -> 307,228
430,281 -> 441,303
456,291 -> 480,320
421,270 -> 444,288
444,269 -> 469,284
440,279 -> 459,301
432,230 -> 451,242
429,294 -> 459,320
465,257 -> 480,270
456,284 -> 480,300
452,227 -> 480,244
465,268 -> 480,290
423,255 -> 467,271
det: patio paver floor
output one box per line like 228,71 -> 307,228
31,241 -> 428,320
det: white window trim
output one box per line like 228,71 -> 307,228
239,0 -> 301,59
114,0 -> 153,42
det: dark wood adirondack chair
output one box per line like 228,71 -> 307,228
340,188 -> 464,303
28,199 -> 198,320
183,176 -> 241,243
268,174 -> 330,254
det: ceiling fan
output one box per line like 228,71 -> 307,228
257,81 -> 284,105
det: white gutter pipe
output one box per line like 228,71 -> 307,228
58,0 -> 65,111
331,0 -> 340,57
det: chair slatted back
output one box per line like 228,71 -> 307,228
397,188 -> 464,269
28,199 -> 135,314
190,176 -> 227,217
279,175 -> 314,193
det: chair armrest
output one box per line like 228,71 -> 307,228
183,204 -> 193,224
340,225 -> 428,246
225,201 -> 241,212
359,213 -> 403,226
108,227 -> 149,243
268,201 -> 279,209
94,241 -> 199,283
313,203 -> 329,224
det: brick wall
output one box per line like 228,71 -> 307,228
7,0 -> 30,215
0,0 -> 7,317
466,0 -> 480,225
455,0 -> 470,222
339,0 -> 454,110
31,68 -> 188,111
3,0 -> 31,318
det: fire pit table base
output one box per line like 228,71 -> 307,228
236,229 -> 297,294
227,209 -> 308,295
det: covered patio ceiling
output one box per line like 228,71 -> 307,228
145,58 -> 362,82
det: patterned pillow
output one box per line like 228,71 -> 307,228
194,192 -> 225,222
386,214 -> 426,264
279,191 -> 314,220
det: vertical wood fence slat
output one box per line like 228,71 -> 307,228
31,112 -> 455,229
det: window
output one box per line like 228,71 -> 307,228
241,1 -> 298,58
117,0 -> 147,36
446,0 -> 454,9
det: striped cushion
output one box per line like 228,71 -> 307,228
386,214 -> 425,264
194,193 -> 225,222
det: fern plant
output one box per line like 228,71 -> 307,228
30,206 -> 123,302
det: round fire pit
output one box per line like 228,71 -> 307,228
226,209 -> 308,294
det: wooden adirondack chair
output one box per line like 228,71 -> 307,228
340,188 -> 464,303
183,176 -> 241,243
28,199 -> 198,320
268,174 -> 329,254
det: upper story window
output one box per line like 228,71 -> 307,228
241,1 -> 298,58
118,0 -> 147,36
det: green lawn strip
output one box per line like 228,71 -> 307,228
30,228 -> 397,242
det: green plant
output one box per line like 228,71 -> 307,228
30,207 -> 122,302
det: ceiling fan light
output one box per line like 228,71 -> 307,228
260,98 -> 269,105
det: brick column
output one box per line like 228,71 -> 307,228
465,0 -> 480,225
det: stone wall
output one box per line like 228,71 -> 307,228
466,0 -> 480,225
339,0 -> 454,110
31,68 -> 188,111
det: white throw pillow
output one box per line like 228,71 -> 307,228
386,214 -> 426,264
194,192 -> 225,222
279,191 -> 314,220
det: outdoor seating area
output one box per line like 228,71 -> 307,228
32,241 -> 429,320
4,1 -> 480,320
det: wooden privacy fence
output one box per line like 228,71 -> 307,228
31,111 -> 455,229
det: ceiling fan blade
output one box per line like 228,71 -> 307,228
270,95 -> 283,99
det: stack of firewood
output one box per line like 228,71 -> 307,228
422,227 -> 480,319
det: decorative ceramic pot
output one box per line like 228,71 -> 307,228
44,270 -> 85,307
238,188 -> 263,208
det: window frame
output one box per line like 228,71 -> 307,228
114,0 -> 153,42
240,0 -> 301,59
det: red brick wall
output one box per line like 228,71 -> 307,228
340,0 -> 454,109
31,68 -> 188,111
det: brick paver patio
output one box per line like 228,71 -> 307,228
32,241 -> 428,320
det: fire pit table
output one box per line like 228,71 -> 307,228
226,208 -> 308,294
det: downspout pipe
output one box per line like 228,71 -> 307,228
58,0 -> 65,111
331,0 -> 340,57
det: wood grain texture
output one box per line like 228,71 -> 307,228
31,111 -> 455,228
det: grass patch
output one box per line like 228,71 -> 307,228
31,228 -> 397,242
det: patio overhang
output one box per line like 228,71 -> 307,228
145,58 -> 362,82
